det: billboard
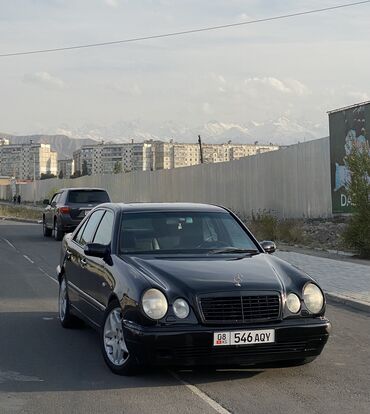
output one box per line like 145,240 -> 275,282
329,102 -> 370,214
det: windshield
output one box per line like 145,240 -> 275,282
67,190 -> 110,204
119,211 -> 258,254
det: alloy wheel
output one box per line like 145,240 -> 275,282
103,307 -> 129,366
59,279 -> 67,321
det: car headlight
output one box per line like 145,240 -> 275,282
303,283 -> 324,314
286,293 -> 301,313
173,298 -> 190,319
142,289 -> 168,320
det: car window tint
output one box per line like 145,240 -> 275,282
74,220 -> 88,244
79,210 -> 105,246
50,193 -> 59,205
120,212 -> 256,253
67,190 -> 110,204
93,211 -> 114,245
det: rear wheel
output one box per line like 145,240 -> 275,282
54,220 -> 64,241
100,301 -> 139,375
59,277 -> 81,328
43,218 -> 52,237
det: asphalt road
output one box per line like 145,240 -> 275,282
0,222 -> 369,414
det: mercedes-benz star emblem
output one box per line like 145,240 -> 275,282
233,274 -> 243,287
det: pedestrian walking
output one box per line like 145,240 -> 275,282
13,195 -> 16,204
17,195 -> 21,204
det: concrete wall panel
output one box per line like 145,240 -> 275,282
3,138 -> 332,218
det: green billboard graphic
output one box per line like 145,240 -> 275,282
329,102 -> 370,214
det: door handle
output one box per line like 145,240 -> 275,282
80,258 -> 87,267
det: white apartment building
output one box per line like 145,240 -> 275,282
73,142 -> 154,175
57,159 -> 75,178
0,138 -> 10,146
73,141 -> 279,175
153,141 -> 279,169
0,142 -> 57,179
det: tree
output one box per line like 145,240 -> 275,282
58,170 -> 64,179
343,141 -> 370,258
113,161 -> 122,174
40,173 -> 56,180
71,170 -> 81,179
81,160 -> 89,176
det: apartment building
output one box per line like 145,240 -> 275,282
57,159 -> 74,178
73,142 -> 154,175
73,140 -> 279,175
0,142 -> 57,179
153,141 -> 279,169
0,138 -> 10,146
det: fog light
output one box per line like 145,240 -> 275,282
286,293 -> 301,313
173,298 -> 190,319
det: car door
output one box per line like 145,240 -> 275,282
65,209 -> 105,325
45,193 -> 58,228
87,209 -> 116,325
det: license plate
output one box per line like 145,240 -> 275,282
213,329 -> 275,346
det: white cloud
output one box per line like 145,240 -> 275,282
244,77 -> 310,96
23,72 -> 64,89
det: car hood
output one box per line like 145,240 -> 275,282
126,253 -> 286,294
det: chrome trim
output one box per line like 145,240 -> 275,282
67,280 -> 106,311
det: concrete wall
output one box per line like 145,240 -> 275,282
3,137 -> 332,218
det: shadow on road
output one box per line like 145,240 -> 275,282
0,311 -> 266,393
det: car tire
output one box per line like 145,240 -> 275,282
54,220 -> 64,241
59,276 -> 81,329
100,301 -> 139,376
43,219 -> 52,237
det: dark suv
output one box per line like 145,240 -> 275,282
42,188 -> 110,240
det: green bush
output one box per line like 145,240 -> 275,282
342,142 -> 370,258
277,219 -> 306,244
247,212 -> 306,244
248,211 -> 278,241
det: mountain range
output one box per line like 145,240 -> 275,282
1,117 -> 328,158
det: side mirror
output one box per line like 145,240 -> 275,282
260,240 -> 276,254
84,243 -> 110,259
43,199 -> 49,205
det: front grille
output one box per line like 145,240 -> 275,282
199,294 -> 280,324
174,340 -> 308,359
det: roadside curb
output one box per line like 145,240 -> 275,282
326,292 -> 370,313
0,216 -> 40,224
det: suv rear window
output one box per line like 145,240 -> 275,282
67,190 -> 110,204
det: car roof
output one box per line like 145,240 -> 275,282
97,202 -> 227,213
59,187 -> 108,192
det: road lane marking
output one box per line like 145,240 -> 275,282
3,238 -> 16,249
23,254 -> 34,264
38,267 -> 58,285
170,371 -> 231,414
0,370 -> 43,383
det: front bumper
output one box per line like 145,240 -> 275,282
123,317 -> 331,367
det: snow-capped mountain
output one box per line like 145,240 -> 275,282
46,117 -> 327,146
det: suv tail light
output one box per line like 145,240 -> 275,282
59,206 -> 70,214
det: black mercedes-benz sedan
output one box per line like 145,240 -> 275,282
57,202 -> 331,375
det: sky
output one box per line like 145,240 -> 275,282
0,0 -> 370,139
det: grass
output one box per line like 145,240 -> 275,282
245,211 -> 306,244
0,204 -> 42,221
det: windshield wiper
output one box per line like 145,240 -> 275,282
207,247 -> 260,255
